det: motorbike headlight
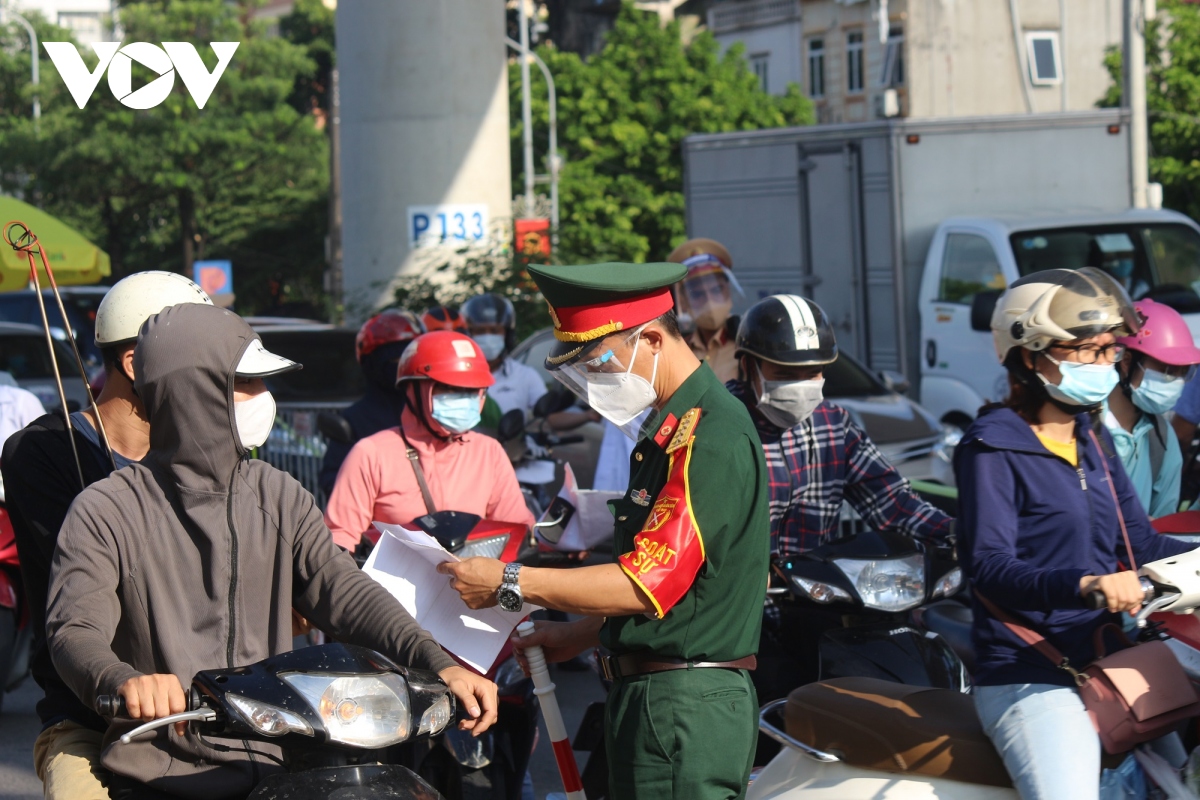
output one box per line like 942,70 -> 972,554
932,567 -> 963,598
282,672 -> 411,748
456,534 -> 511,560
226,693 -> 313,737
417,694 -> 453,736
790,575 -> 853,604
834,554 -> 926,612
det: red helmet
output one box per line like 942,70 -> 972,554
356,310 -> 424,362
397,331 -> 495,389
421,306 -> 468,333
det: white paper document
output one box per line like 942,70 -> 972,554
363,522 -> 539,673
535,464 -> 622,552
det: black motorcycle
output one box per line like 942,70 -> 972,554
98,643 -> 455,799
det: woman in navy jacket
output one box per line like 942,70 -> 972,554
956,268 -> 1194,799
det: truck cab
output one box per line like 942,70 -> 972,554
918,209 -> 1200,432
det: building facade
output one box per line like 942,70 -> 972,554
708,0 -> 1124,123
11,0 -> 114,45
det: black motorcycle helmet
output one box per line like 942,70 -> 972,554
462,293 -> 518,351
735,294 -> 838,366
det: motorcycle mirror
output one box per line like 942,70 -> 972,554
412,510 -> 481,552
317,412 -> 354,445
533,388 -> 575,419
497,409 -> 526,442
970,290 -> 1001,332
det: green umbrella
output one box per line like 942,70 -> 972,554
0,195 -> 111,291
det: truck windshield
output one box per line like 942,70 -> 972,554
1009,223 -> 1200,314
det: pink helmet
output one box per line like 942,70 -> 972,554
1118,298 -> 1200,366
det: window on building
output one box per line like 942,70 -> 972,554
57,12 -> 104,46
808,38 -> 825,99
880,25 -> 904,86
750,53 -> 770,92
847,30 -> 864,93
938,234 -> 1005,305
1025,31 -> 1062,86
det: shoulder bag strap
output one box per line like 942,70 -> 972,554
974,590 -> 1072,670
398,430 -> 437,515
1087,427 -> 1138,571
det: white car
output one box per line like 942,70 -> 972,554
918,209 -> 1200,431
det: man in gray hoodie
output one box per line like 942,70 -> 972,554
46,303 -> 497,799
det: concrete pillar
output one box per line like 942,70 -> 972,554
337,1 -> 512,317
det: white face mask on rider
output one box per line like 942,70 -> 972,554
234,390 -> 276,449
756,364 -> 825,429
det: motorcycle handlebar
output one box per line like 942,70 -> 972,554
1083,576 -> 1158,610
96,694 -> 126,718
97,687 -> 203,718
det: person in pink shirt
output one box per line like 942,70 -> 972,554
325,330 -> 534,550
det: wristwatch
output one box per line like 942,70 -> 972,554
497,563 -> 524,612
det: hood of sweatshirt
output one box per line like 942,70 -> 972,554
134,303 -> 256,493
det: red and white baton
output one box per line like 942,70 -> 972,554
517,621 -> 586,800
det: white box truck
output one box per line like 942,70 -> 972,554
683,109 -> 1200,432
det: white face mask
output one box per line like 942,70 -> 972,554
756,366 -> 824,429
234,390 -> 276,449
586,334 -> 659,427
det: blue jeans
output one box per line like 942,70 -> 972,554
975,683 -> 1100,800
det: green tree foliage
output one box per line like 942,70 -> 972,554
511,3 -> 813,265
0,0 -> 331,315
1101,1 -> 1200,219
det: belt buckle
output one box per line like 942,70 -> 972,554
599,655 -> 616,682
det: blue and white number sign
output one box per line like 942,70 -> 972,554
408,204 -> 489,249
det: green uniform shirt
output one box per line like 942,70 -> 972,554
600,363 -> 770,663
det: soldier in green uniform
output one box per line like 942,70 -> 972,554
439,262 -> 771,799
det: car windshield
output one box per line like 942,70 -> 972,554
256,329 -> 365,404
0,334 -> 81,379
1009,223 -> 1200,314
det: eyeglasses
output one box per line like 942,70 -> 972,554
580,327 -> 644,372
1047,342 -> 1126,365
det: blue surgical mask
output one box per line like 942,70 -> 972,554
473,334 -> 506,362
1039,356 -> 1119,407
1132,367 -> 1186,415
430,392 -> 482,433
1111,258 -> 1135,279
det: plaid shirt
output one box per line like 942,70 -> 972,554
728,380 -> 953,556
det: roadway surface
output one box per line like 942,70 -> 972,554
0,662 -> 607,800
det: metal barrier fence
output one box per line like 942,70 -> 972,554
257,405 -> 335,508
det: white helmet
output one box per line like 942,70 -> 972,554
991,267 -> 1138,363
95,271 -> 213,347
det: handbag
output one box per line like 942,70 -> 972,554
976,428 -> 1200,755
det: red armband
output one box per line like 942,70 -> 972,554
618,412 -> 706,618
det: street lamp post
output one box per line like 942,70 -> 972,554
1,6 -> 39,134
518,0 -> 535,217
506,37 -> 559,242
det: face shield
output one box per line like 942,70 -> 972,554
1042,267 -> 1140,340
552,325 -> 659,439
678,257 -> 743,331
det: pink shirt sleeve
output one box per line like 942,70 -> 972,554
324,437 -> 382,550
483,437 -> 536,528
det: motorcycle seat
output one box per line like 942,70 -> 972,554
785,677 -> 1012,788
916,599 -> 977,675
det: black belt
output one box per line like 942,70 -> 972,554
598,652 -> 757,682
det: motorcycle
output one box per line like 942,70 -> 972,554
304,426 -> 544,800
0,500 -> 30,711
495,389 -> 585,518
747,546 -> 1200,798
98,643 -> 453,799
